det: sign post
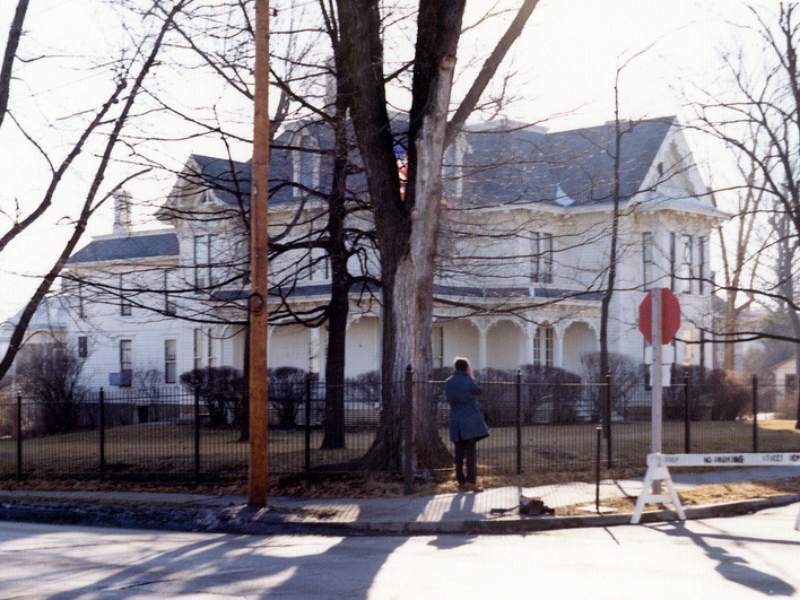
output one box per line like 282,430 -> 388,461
638,287 -> 681,454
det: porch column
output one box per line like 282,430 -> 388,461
526,323 -> 536,365
478,321 -> 488,371
554,322 -> 565,369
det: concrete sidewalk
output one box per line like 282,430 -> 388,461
1,466 -> 799,535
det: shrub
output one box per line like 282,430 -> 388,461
180,366 -> 244,427
581,352 -> 641,421
472,365 -> 583,426
709,370 -> 751,421
268,367 -> 317,430
16,340 -> 87,435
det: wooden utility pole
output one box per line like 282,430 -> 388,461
248,0 -> 270,507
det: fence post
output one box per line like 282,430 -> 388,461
595,425 -> 602,513
605,372 -> 613,469
99,388 -> 105,481
684,372 -> 691,454
752,374 -> 758,454
304,375 -> 311,487
516,370 -> 522,475
404,365 -> 413,495
16,394 -> 22,482
194,384 -> 201,485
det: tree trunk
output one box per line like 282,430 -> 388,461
320,62 -> 351,450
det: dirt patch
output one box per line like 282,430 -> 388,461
560,477 -> 800,516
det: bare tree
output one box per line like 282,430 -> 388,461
692,3 -> 800,427
0,0 -> 190,383
335,0 -> 539,470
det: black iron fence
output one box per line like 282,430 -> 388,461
1,376 -> 799,485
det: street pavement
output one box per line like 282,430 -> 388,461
1,466 -> 799,535
1,503 -> 799,599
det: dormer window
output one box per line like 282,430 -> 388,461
293,132 -> 320,201
443,133 -> 470,201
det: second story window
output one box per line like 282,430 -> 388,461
308,248 -> 330,281
78,336 -> 88,358
669,232 -> 676,292
531,232 -> 553,284
193,234 -> 217,289
681,234 -> 694,293
120,275 -> 131,316
697,236 -> 706,294
642,232 -> 653,287
164,270 -> 176,316
77,281 -> 85,319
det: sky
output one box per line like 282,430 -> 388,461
0,0 -> 772,323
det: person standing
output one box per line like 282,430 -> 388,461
444,357 -> 489,492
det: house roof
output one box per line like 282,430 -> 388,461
181,116 -> 680,212
187,155 -> 252,206
67,232 -> 179,264
462,116 -> 676,208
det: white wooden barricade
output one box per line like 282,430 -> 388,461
631,452 -> 800,528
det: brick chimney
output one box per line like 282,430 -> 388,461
112,190 -> 132,235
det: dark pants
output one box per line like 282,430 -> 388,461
454,438 -> 478,484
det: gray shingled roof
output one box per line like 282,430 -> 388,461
188,155 -> 252,206
184,116 -> 676,211
461,116 -> 675,207
68,232 -> 179,264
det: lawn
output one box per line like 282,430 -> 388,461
1,419 -> 798,484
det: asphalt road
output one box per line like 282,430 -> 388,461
1,503 -> 799,599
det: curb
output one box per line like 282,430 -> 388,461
1,493 -> 798,536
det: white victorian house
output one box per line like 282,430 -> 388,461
59,116 -> 726,392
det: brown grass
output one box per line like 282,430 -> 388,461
1,419 -> 798,499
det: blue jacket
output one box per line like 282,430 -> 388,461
444,371 -> 489,442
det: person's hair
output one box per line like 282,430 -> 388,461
453,357 -> 469,372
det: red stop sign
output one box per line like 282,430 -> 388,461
638,288 -> 681,345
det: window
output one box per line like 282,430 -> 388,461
193,234 -> 217,289
531,233 -> 553,284
293,134 -> 320,200
120,275 -> 131,316
78,336 -> 88,358
697,236 -> 705,294
193,329 -> 203,370
642,232 -> 653,287
77,282 -> 85,319
699,330 -> 706,369
669,232 -> 676,292
683,329 -> 694,365
207,329 -> 218,368
309,248 -> 330,281
120,339 -> 132,372
533,325 -> 554,368
681,234 -> 694,293
432,325 -> 444,370
164,270 -> 176,316
165,339 -> 177,384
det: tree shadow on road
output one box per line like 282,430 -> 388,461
31,526 -> 407,599
655,521 -> 798,596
